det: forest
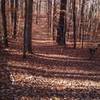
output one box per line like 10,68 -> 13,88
0,0 -> 100,99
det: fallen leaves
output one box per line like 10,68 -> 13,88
0,32 -> 100,99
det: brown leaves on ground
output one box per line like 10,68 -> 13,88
0,25 -> 100,99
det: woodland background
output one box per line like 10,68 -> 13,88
0,0 -> 100,99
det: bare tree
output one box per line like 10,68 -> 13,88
13,0 -> 18,38
1,0 -> 8,47
52,0 -> 57,40
47,0 -> 52,33
36,0 -> 41,24
79,0 -> 85,48
23,0 -> 33,58
72,0 -> 76,48
56,0 -> 67,46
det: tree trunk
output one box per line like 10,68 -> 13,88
36,0 -> 41,24
80,0 -> 85,48
13,0 -> 18,38
1,0 -> 8,48
10,0 -> 14,23
47,0 -> 52,33
56,0 -> 67,46
72,0 -> 76,48
52,0 -> 56,40
23,0 -> 33,57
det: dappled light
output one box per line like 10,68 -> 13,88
0,0 -> 100,99
35,52 -> 89,60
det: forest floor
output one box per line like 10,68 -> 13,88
0,23 -> 100,100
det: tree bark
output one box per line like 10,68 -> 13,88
23,0 -> 33,57
13,0 -> 18,38
47,0 -> 52,33
72,0 -> 76,48
56,0 -> 67,46
80,0 -> 85,48
1,0 -> 8,48
10,0 -> 14,23
52,0 -> 57,40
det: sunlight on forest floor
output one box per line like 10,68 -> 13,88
1,22 -> 100,99
12,73 -> 100,90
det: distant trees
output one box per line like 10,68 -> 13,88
0,0 -> 100,56
36,0 -> 41,24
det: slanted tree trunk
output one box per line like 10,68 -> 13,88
1,0 -> 8,48
56,0 -> 67,46
23,0 -> 33,58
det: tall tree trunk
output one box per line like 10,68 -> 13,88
10,0 -> 14,23
36,0 -> 41,24
80,0 -> 85,48
47,0 -> 52,33
13,0 -> 18,38
72,0 -> 76,48
52,0 -> 56,40
56,0 -> 67,46
1,0 -> 8,48
36,0 -> 39,24
79,0 -> 85,40
23,0 -> 33,58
